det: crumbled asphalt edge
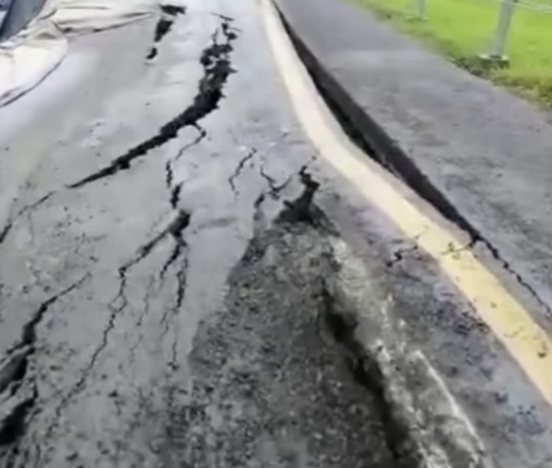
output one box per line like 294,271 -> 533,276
324,246 -> 496,468
68,15 -> 239,189
321,296 -> 425,468
222,167 -> 491,468
275,8 -> 552,318
0,276 -> 88,457
278,171 -> 421,467
188,168 -> 423,468
146,4 -> 187,60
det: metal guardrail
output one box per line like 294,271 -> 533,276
409,0 -> 552,62
488,0 -> 517,58
515,0 -> 552,12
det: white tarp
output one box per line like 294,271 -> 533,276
0,0 -> 160,107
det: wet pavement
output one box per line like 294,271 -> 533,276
0,0 -> 552,467
0,2 -> 385,466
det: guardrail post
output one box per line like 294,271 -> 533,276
413,0 -> 426,19
489,0 -> 516,60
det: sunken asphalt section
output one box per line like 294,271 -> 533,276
275,0 -> 552,329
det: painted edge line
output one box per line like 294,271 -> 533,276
259,0 -> 552,407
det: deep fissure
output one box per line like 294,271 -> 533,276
0,278 -> 87,448
322,291 -> 424,468
68,16 -> 239,189
146,4 -> 186,60
278,167 -> 322,225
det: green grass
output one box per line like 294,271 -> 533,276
351,0 -> 552,106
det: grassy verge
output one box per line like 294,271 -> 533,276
350,0 -> 552,107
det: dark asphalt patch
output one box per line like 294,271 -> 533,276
147,170 -> 425,467
165,189 -> 414,468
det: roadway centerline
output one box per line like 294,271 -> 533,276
259,0 -> 552,408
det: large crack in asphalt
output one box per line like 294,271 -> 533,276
277,9 -> 552,319
159,212 -> 190,280
146,4 -> 187,61
33,18 -> 235,422
0,276 -> 88,452
321,295 -> 424,468
68,16 -> 238,190
0,389 -> 38,448
279,167 -> 321,225
166,170 -> 420,468
0,15 -> 219,250
165,124 -> 207,210
31,12 -> 233,438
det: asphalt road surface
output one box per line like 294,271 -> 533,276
0,1 -> 552,467
0,3 -> 394,467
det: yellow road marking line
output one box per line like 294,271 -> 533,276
259,0 -> 552,406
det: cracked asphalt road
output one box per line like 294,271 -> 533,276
0,3 -> 380,466
1,0 -> 552,467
